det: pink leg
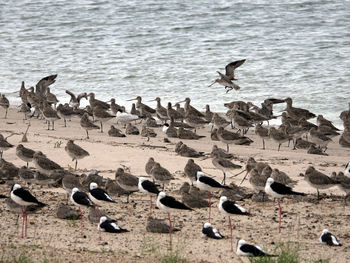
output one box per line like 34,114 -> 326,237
277,199 -> 282,233
149,196 -> 153,217
24,208 -> 27,238
21,207 -> 24,238
229,217 -> 233,252
168,213 -> 172,248
96,206 -> 101,241
208,192 -> 211,223
79,207 -> 84,237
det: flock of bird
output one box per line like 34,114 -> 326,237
0,61 -> 349,259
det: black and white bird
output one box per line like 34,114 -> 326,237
236,239 -> 276,257
196,171 -> 230,222
71,187 -> 93,237
88,182 -> 115,240
344,162 -> 350,177
319,229 -> 342,246
156,191 -> 192,246
98,216 -> 129,234
264,177 -> 305,233
202,222 -> 224,239
138,177 -> 160,217
10,183 -> 46,238
218,196 -> 249,252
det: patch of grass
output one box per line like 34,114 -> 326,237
19,244 -> 41,250
0,253 -> 34,263
160,249 -> 187,263
248,242 -> 330,263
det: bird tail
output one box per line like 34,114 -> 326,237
37,202 -> 47,207
292,191 -> 306,196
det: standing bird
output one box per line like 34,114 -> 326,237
138,177 -> 160,216
216,127 -> 242,152
209,59 -> 246,93
184,159 -> 202,185
196,172 -> 230,222
114,168 -> 139,203
211,153 -> 242,185
255,123 -> 269,150
65,140 -> 90,171
88,182 -> 115,240
80,112 -> 100,139
284,97 -> 316,120
202,222 -> 224,239
156,191 -> 192,247
70,187 -> 93,237
116,109 -> 139,126
218,196 -> 249,252
319,229 -> 342,246
150,162 -> 174,189
92,106 -> 115,133
65,90 -> 87,109
10,184 -> 46,238
264,177 -> 305,233
236,239 -> 276,257
0,94 -> 10,118
98,216 -> 129,234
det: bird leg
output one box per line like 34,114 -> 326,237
75,159 -> 78,171
64,119 -> 67,127
79,207 -> 84,237
262,139 -> 265,150
52,121 -> 55,130
5,109 -> 8,119
47,122 -> 50,130
21,207 -> 25,238
24,207 -> 28,238
100,121 -> 103,133
229,216 -> 233,252
86,130 -> 89,139
221,172 -> 226,185
149,195 -> 153,217
278,143 -> 281,151
226,144 -> 229,153
168,213 -> 172,248
208,192 -> 211,223
277,199 -> 282,234
317,189 -> 320,200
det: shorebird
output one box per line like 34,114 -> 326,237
71,187 -> 93,237
255,123 -> 269,150
307,144 -> 328,155
216,127 -> 242,152
211,145 -> 234,160
138,177 -> 160,216
35,74 -> 57,98
18,166 -> 35,184
45,87 -> 59,108
212,153 -> 242,185
177,127 -> 205,140
150,162 -> 174,188
156,191 -> 192,247
125,123 -> 140,135
33,151 -> 63,176
202,222 -> 224,239
179,182 -> 208,209
0,94 -> 10,118
56,104 -> 74,127
0,158 -> 19,180
0,134 -> 14,159
109,98 -> 124,115
218,196 -> 249,252
284,97 -> 316,120
65,140 -> 89,170
331,172 -> 350,196
175,103 -> 185,117
62,173 -> 85,201
88,182 -> 115,240
211,113 -> 230,131
264,177 -> 305,233
98,216 -> 129,234
162,123 -> 178,138
10,184 -> 46,238
128,96 -> 156,115
151,97 -> 168,122
184,159 -> 202,185
308,127 -> 332,150
184,114 -> 209,133
41,102 -> 60,130
108,125 -> 126,137
146,116 -> 161,128
295,138 -> 316,150
268,127 -> 290,151
166,102 -> 183,122
345,162 -> 350,177
209,59 -> 246,93
88,92 -> 110,110
196,171 -> 230,222
236,239 -> 275,257
248,168 -> 270,200
303,166 -> 339,199
271,168 -> 297,187
180,97 -> 205,118
80,112 -> 100,139
317,115 -> 340,131
141,125 -> 157,141
92,106 -> 115,133
319,229 -> 342,246
145,157 -> 156,177
204,105 -> 214,123
115,168 -> 139,203
65,90 -> 87,109
116,109 -> 139,126
175,141 -> 204,158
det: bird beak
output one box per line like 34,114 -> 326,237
176,99 -> 186,104
208,80 -> 216,87
147,99 -> 157,102
126,97 -> 137,101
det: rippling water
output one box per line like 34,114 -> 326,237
0,0 -> 349,126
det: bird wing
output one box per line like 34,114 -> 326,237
240,244 -> 268,257
142,180 -> 160,195
91,188 -> 114,202
73,191 -> 92,206
222,200 -> 247,215
225,59 -> 246,79
160,196 -> 192,210
14,188 -> 40,204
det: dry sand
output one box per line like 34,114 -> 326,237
0,108 -> 349,262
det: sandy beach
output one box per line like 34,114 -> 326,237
1,107 -> 349,263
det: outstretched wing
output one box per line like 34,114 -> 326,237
225,59 -> 246,79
